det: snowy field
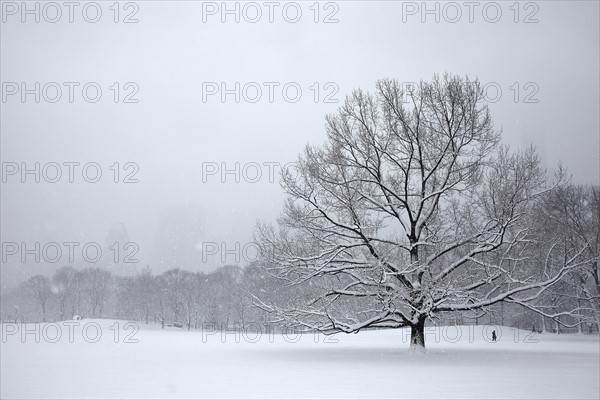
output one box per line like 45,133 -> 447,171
1,319 -> 598,399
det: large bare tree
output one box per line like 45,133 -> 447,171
254,74 -> 590,351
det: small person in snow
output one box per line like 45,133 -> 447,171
492,330 -> 497,342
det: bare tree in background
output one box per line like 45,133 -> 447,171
162,268 -> 188,326
514,184 -> 600,332
25,275 -> 52,322
52,266 -> 77,320
83,268 -> 112,318
182,271 -> 203,330
134,267 -> 157,324
255,74 -> 591,352
152,274 -> 168,329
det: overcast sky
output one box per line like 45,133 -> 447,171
1,0 -> 599,287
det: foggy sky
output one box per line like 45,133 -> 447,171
1,1 -> 599,287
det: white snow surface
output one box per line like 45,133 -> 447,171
1,319 -> 598,399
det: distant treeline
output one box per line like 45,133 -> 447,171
1,261 -> 597,334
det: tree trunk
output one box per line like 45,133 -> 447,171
541,315 -> 547,333
409,317 -> 426,353
407,233 -> 426,353
59,299 -> 65,321
577,297 -> 583,334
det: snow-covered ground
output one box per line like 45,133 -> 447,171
1,319 -> 598,399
